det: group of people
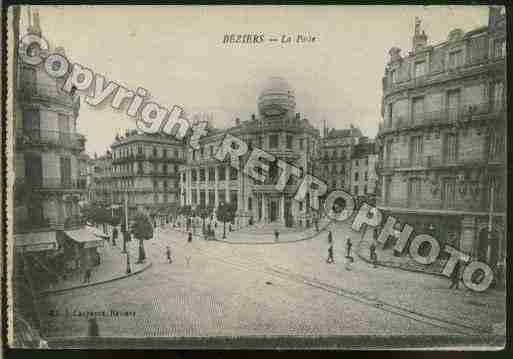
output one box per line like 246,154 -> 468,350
326,231 -> 355,269
325,229 -> 379,270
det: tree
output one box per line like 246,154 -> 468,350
132,212 -> 153,263
216,202 -> 236,239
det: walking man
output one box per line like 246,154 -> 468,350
326,244 -> 334,264
83,268 -> 92,283
112,227 -> 118,246
449,260 -> 461,289
346,237 -> 353,259
188,231 -> 192,243
166,246 -> 172,264
327,230 -> 333,244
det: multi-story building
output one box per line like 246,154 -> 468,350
377,7 -> 506,270
350,137 -> 379,199
110,131 -> 185,223
88,152 -> 114,205
13,9 -> 103,290
318,125 -> 362,192
180,77 -> 320,228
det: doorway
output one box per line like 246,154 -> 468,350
270,200 -> 278,222
478,228 -> 499,269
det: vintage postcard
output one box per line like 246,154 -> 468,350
5,5 -> 507,349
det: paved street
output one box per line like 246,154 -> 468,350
38,221 -> 505,339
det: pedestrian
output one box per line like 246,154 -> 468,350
83,268 -> 92,283
188,231 -> 192,243
370,241 -> 378,268
327,230 -> 333,244
87,318 -> 99,337
346,237 -> 353,259
449,260 -> 461,289
166,246 -> 172,263
274,230 -> 280,241
326,244 -> 334,264
112,227 -> 118,246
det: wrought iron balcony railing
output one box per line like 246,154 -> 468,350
16,128 -> 84,150
16,177 -> 84,190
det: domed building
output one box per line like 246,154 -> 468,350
180,77 -> 321,229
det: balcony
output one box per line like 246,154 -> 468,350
377,197 -> 505,214
16,128 -> 83,150
379,102 -> 505,135
384,56 -> 505,95
18,82 -> 76,108
16,177 -> 85,191
381,154 -> 496,171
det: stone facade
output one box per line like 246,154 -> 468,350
14,13 -> 85,248
110,131 -> 185,220
376,8 -> 506,269
180,77 -> 320,228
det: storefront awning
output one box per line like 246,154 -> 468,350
15,231 -> 58,253
65,227 -> 104,248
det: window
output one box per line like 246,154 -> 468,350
355,160 -> 359,166
414,60 -> 426,78
384,176 -> 392,204
390,69 -> 397,83
209,167 -> 215,182
412,97 -> 424,123
299,201 -> 303,211
444,133 -> 458,163
162,164 -> 167,173
174,149 -> 179,158
230,167 -> 238,180
192,150 -> 196,161
210,146 -> 215,157
365,158 -> 369,166
364,185 -> 368,194
448,50 -> 463,69
354,172 -> 359,181
163,149 -> 167,158
200,146 -> 204,158
410,136 -> 423,164
269,134 -> 279,148
199,168 -> 205,181
153,147 -> 157,157
247,140 -> 253,150
493,39 -> 505,58
488,131 -> 504,160
299,138 -> 304,150
60,157 -> 72,186
191,169 -> 197,182
286,135 -> 293,149
364,172 -> 368,181
258,136 -> 263,148
219,166 -> 226,180
138,162 -> 143,174
22,108 -> 40,139
248,197 -> 253,211
387,103 -> 394,128
192,191 -> 197,205
407,178 -> 422,207
153,180 -> 158,189
354,186 -> 358,195
442,179 -> 456,209
492,81 -> 504,110
25,153 -> 42,187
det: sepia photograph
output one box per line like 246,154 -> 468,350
4,4 -> 507,349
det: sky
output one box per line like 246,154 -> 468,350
20,5 -> 489,156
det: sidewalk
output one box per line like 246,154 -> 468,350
39,239 -> 152,296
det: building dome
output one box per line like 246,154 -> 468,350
258,77 -> 296,118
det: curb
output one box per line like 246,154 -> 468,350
212,221 -> 333,245
38,261 -> 153,297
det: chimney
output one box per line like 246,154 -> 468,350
235,118 -> 240,126
251,113 -> 256,121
